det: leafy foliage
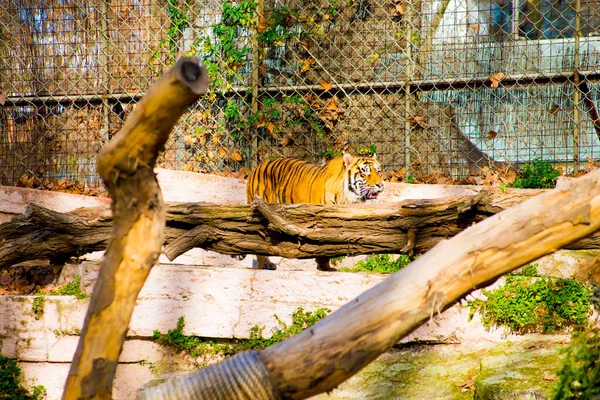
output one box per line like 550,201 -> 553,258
339,254 -> 410,274
153,307 -> 329,359
0,356 -> 46,400
511,159 -> 560,189
468,271 -> 591,334
552,327 -> 600,399
50,275 -> 87,300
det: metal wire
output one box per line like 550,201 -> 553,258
1,0 -> 599,190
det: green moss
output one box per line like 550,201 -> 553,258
339,254 -> 410,274
153,307 -> 330,360
552,327 -> 600,399
31,293 -> 44,321
474,339 -> 565,399
468,270 -> 591,334
0,356 -> 46,400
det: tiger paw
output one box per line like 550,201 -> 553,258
317,265 -> 337,272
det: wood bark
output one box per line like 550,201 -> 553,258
4,186 -> 600,270
62,57 -> 208,400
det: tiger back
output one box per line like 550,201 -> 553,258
246,152 -> 384,270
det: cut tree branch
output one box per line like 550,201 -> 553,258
62,57 -> 208,400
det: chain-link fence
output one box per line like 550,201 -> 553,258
1,0 -> 600,191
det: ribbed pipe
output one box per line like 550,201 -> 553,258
138,351 -> 280,400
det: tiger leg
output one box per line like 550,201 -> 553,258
255,255 -> 277,270
316,256 -> 336,271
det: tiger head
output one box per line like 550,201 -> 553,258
343,152 -> 384,203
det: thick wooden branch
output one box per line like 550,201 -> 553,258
4,187 -> 600,270
62,57 -> 208,400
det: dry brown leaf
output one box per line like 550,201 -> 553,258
230,150 -> 243,162
183,134 -> 195,147
486,130 -> 498,140
0,93 -> 6,106
319,79 -> 333,92
300,58 -> 315,73
266,122 -> 276,134
489,72 -> 505,88
258,17 -> 269,33
325,97 -> 339,111
470,23 -> 479,32
543,374 -> 556,382
218,148 -> 228,157
390,3 -> 404,16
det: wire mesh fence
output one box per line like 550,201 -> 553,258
1,0 -> 599,192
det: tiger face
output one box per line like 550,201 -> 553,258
343,152 -> 384,203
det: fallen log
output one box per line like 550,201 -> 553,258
2,186 -> 600,270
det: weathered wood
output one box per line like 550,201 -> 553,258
62,57 -> 208,400
4,187 -> 600,270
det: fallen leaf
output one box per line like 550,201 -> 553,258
300,58 -> 315,73
218,148 -> 228,157
390,3 -> 404,16
543,374 -> 556,381
487,130 -> 498,140
266,122 -> 276,134
470,23 -> 479,32
0,93 -> 6,106
319,79 -> 332,92
489,72 -> 505,88
258,17 -> 269,33
183,134 -> 196,147
230,150 -> 243,162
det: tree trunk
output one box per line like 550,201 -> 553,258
62,57 -> 208,400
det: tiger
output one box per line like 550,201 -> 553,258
246,152 -> 384,271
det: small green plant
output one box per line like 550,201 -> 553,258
519,263 -> 540,277
0,356 -> 46,400
324,148 -> 343,159
339,254 -> 410,274
511,159 -> 560,189
153,307 -> 330,359
153,317 -> 233,359
31,292 -> 45,320
468,271 -> 591,334
330,255 -> 346,266
239,307 -> 330,351
552,327 -> 600,399
50,275 -> 87,299
356,144 -> 377,156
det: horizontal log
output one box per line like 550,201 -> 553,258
1,187 -> 599,270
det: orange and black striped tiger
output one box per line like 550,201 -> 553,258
246,152 -> 384,271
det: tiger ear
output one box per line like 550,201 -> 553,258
371,153 -> 377,160
343,152 -> 355,168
